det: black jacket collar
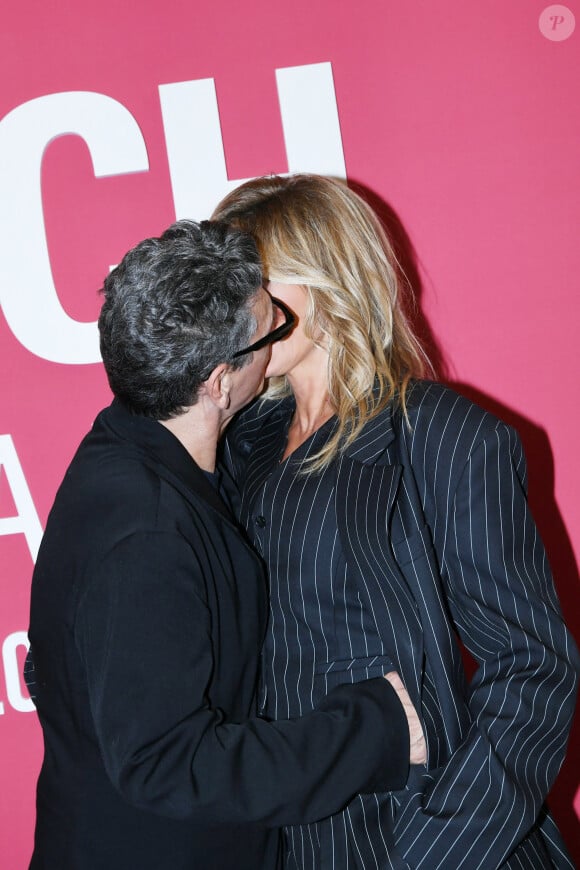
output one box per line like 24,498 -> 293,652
98,399 -> 233,522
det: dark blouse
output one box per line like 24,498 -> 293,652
238,398 -> 400,869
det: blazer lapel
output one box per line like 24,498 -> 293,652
336,403 -> 470,761
336,407 -> 425,705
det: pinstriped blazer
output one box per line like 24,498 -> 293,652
226,380 -> 579,869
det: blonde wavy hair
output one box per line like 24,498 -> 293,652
212,174 -> 430,471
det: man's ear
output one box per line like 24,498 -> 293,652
202,363 -> 233,409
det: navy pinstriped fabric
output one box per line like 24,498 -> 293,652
224,381 -> 579,869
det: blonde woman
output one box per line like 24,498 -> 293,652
214,175 -> 578,870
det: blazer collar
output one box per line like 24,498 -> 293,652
342,400 -> 396,465
98,399 -> 232,521
238,392 -> 398,467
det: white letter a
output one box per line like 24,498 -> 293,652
0,435 -> 43,563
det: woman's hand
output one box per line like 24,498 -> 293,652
384,671 -> 427,765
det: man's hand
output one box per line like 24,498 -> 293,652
384,671 -> 427,765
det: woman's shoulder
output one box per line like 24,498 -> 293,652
394,380 -> 525,498
402,380 -> 507,444
390,381 -> 527,514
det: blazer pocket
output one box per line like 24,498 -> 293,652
313,653 -> 396,694
314,653 -> 396,676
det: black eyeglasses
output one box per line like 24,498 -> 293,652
232,297 -> 296,359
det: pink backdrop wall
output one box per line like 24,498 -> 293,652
1,1 -> 578,866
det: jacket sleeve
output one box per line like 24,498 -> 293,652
392,421 -> 579,869
75,530 -> 410,827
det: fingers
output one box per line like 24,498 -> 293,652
384,671 -> 427,765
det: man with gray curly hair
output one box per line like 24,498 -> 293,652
25,219 -> 424,870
